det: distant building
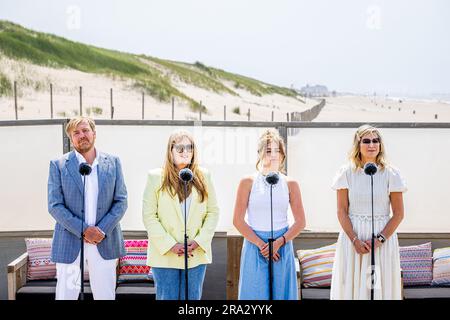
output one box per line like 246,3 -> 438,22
298,84 -> 330,97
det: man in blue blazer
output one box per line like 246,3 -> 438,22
48,116 -> 127,300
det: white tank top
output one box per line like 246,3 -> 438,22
247,172 -> 290,231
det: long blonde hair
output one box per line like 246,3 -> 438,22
255,128 -> 287,174
349,124 -> 387,170
159,130 -> 208,202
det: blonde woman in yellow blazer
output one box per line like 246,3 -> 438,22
142,130 -> 219,300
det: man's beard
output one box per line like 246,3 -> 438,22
75,139 -> 94,153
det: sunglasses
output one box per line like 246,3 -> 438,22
173,144 -> 193,153
361,138 -> 380,144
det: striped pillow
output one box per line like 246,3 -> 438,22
118,240 -> 152,282
297,243 -> 336,288
399,242 -> 433,286
25,238 -> 56,280
25,238 -> 90,281
432,247 -> 450,286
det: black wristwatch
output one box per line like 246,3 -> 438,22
376,233 -> 386,243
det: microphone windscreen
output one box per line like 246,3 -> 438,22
265,172 -> 280,185
179,168 -> 194,182
79,163 -> 92,176
364,162 -> 377,176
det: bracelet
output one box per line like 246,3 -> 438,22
376,233 -> 386,243
282,235 -> 286,245
351,236 -> 358,244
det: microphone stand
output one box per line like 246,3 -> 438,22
268,183 -> 274,301
364,162 -> 377,300
183,181 -> 189,301
179,168 -> 193,301
370,173 -> 375,300
265,172 -> 279,301
79,173 -> 86,301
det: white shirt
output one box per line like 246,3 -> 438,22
75,149 -> 99,227
247,171 -> 290,231
180,195 -> 192,221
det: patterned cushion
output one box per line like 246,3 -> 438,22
297,243 -> 336,288
432,247 -> 450,286
25,238 -> 56,280
25,238 -> 90,281
118,240 -> 152,282
399,242 -> 433,287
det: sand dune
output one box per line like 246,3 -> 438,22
0,55 -> 315,122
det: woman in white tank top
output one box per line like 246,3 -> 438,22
233,129 -> 306,300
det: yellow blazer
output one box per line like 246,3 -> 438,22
142,167 -> 219,269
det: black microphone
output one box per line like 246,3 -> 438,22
364,163 -> 377,176
265,172 -> 280,185
179,168 -> 193,182
79,163 -> 92,176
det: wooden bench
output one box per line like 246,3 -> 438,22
227,230 -> 450,300
7,252 -> 156,300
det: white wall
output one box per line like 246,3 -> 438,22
288,128 -> 450,232
0,125 -> 62,231
1,124 -> 449,233
95,125 -> 270,231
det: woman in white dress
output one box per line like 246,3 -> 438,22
330,124 -> 407,300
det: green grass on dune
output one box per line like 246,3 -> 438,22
0,20 -> 299,110
141,56 -> 237,96
192,62 -> 299,98
132,77 -> 205,112
0,21 -> 149,75
0,20 -> 195,106
0,72 -> 13,96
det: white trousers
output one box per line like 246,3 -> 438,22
55,243 -> 117,300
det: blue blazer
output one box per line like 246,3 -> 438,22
48,151 -> 127,263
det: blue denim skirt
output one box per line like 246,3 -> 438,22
238,227 -> 298,300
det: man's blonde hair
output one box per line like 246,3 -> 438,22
65,116 -> 96,138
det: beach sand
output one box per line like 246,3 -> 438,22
315,95 -> 450,122
1,55 -> 448,123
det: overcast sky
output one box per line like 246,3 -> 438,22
1,0 -> 449,97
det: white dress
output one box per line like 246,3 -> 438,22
330,163 -> 407,300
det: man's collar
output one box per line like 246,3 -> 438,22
74,148 -> 99,167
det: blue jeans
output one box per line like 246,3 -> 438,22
152,264 -> 207,300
